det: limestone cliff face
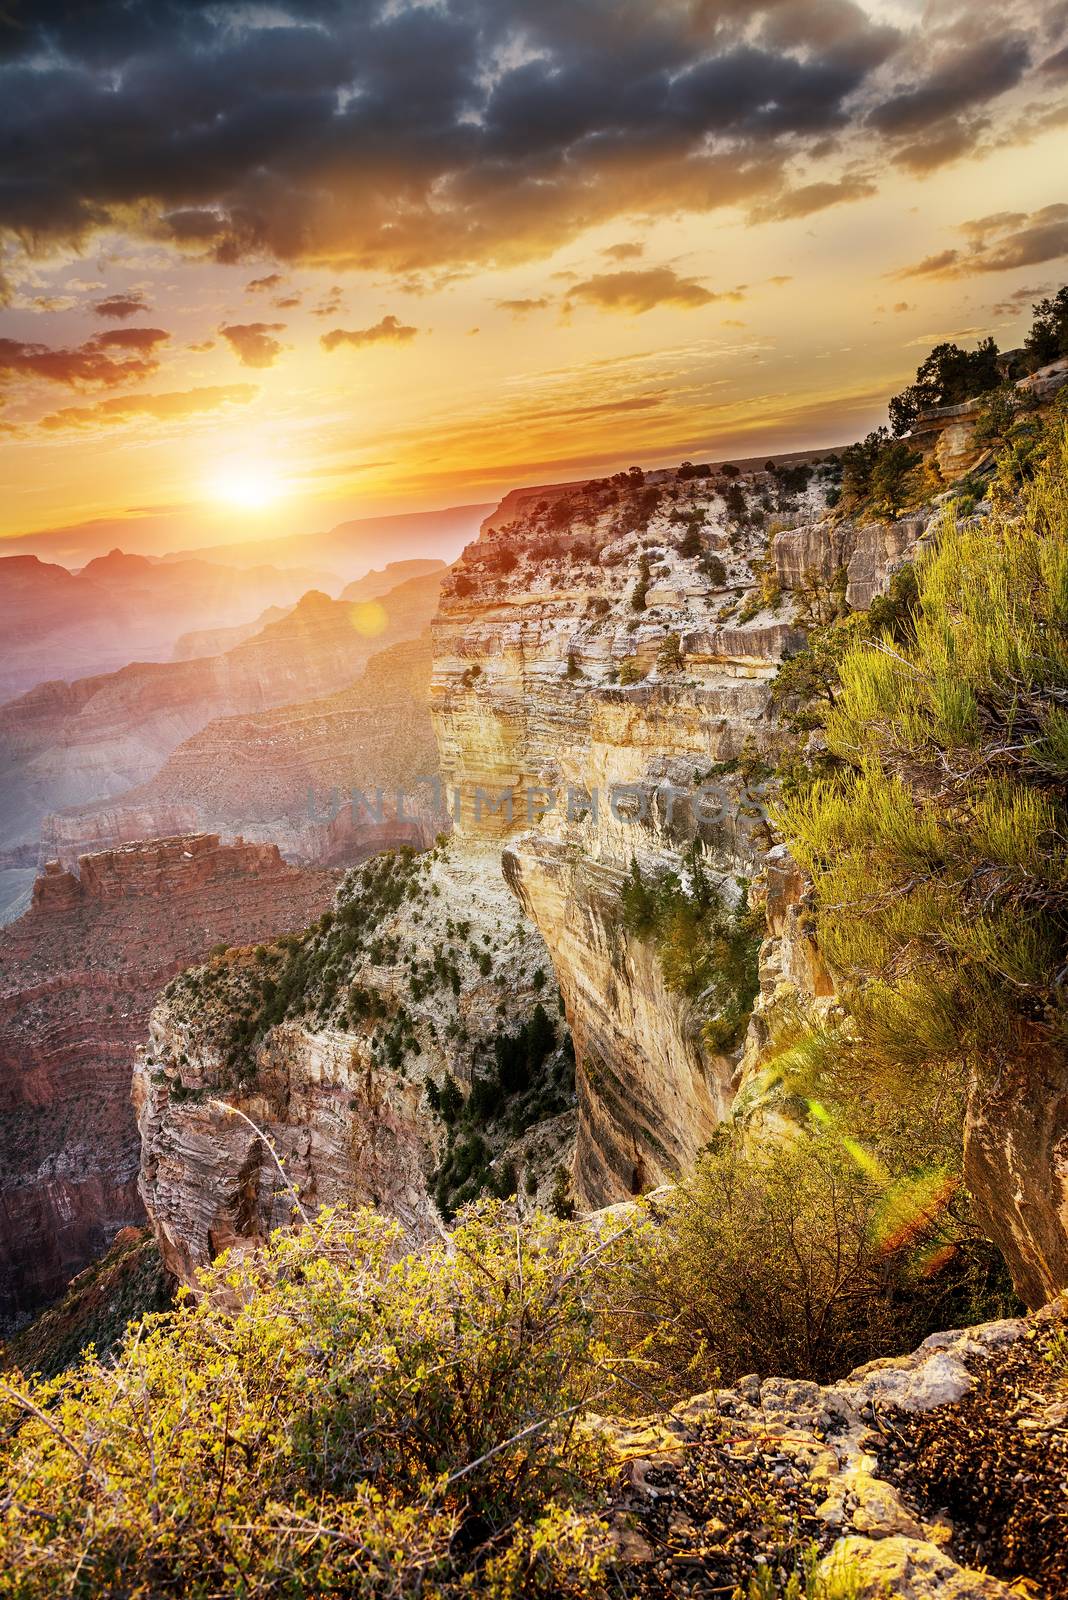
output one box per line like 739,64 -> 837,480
134,842 -> 568,1287
0,835 -> 338,1329
135,1021 -> 435,1284
428,462 -> 908,1206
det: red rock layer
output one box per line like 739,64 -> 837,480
0,834 -> 338,1329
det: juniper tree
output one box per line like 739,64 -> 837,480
779,422 -> 1068,1304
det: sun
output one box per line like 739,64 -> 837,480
208,462 -> 284,510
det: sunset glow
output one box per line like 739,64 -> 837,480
207,462 -> 285,512
0,1 -> 1065,562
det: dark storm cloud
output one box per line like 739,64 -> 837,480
0,1 -> 1055,279
867,36 -> 1032,136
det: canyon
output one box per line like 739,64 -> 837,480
0,834 -> 337,1329
44,631 -> 446,868
126,355 -> 1068,1319
0,566 -> 444,852
0,549 -> 337,702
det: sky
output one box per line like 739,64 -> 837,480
0,0 -> 1066,563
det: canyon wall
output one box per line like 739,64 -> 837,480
134,841 -> 568,1286
429,463 -> 928,1205
0,835 -> 338,1328
0,570 -> 444,852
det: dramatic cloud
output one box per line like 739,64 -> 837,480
92,291 -> 150,319
567,269 -> 731,314
0,328 -> 169,388
748,175 -> 877,223
218,322 -> 286,368
246,274 -> 285,293
868,37 -> 1031,137
602,242 -> 645,262
895,203 -> 1068,278
0,0 -> 939,280
38,384 -> 257,432
320,316 -> 418,352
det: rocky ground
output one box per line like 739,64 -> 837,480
602,1301 -> 1068,1598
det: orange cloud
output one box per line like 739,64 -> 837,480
92,290 -> 151,319
38,384 -> 257,431
567,268 -> 736,314
748,176 -> 877,224
320,315 -> 418,351
0,328 -> 169,388
895,203 -> 1068,279
219,322 -> 286,368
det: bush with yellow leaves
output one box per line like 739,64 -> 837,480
0,1202 -> 618,1598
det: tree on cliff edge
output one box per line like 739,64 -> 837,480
780,422 -> 1068,1307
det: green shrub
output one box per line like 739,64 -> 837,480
620,854 -> 763,1051
603,1128 -> 1018,1406
0,1205 -> 615,1598
778,421 -> 1068,1301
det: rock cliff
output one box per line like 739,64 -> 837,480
429,461 -> 927,1205
134,840 -> 571,1287
0,835 -> 338,1328
42,633 -> 446,869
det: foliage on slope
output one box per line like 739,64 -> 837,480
773,418 -> 1068,1300
0,1205 -> 618,1599
780,422 -> 1068,1086
3,1230 -> 172,1384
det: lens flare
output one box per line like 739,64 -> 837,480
350,600 -> 388,637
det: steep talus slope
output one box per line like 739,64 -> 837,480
42,632 -> 446,868
0,835 -> 338,1328
430,463 -> 931,1204
0,570 -> 443,851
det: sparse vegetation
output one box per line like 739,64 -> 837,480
620,852 -> 763,1052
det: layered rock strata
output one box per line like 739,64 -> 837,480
42,633 -> 446,869
429,461 -> 921,1205
0,570 -> 443,851
0,835 -> 338,1328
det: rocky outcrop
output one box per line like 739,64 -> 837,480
42,633 -> 447,869
772,512 -> 927,609
0,570 -> 444,852
904,358 -> 1068,485
601,1306 -> 1066,1598
135,1022 -> 436,1284
0,835 -> 338,1329
430,462 -> 850,1206
134,841 -> 568,1288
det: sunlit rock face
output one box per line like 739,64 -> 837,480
428,461 -> 883,1206
0,835 -> 338,1329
